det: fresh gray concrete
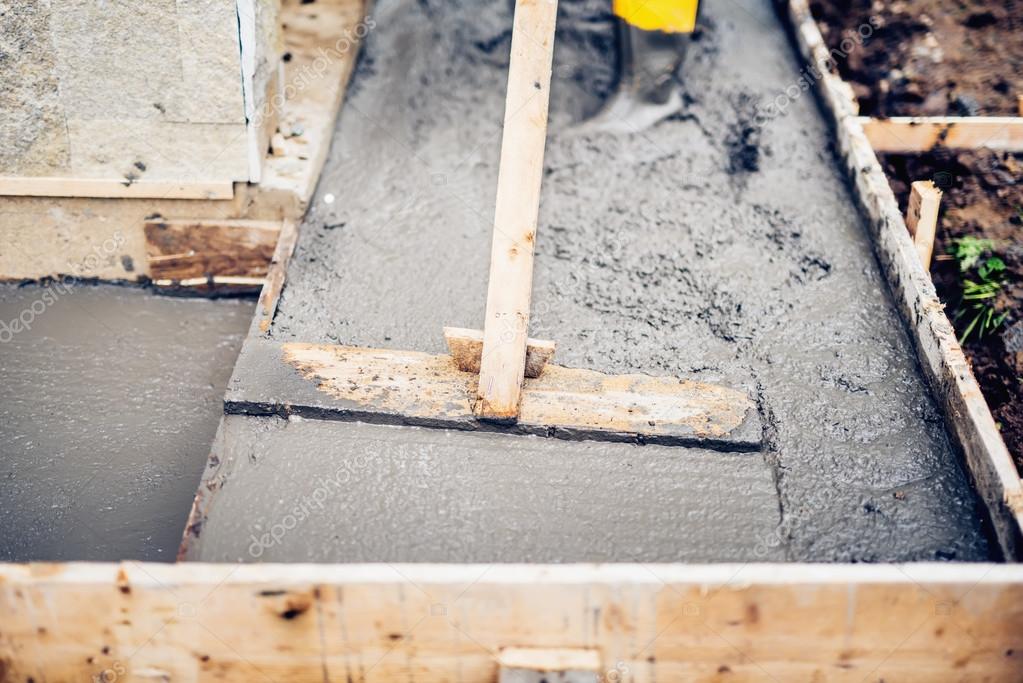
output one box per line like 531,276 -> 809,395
183,0 -> 995,563
0,284 -> 252,561
185,416 -> 782,562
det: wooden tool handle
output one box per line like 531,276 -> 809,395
475,0 -> 559,421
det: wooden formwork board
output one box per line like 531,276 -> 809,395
783,0 -> 1023,558
1,562 -> 1022,681
1,4 -> 1022,681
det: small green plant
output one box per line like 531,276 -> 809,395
948,237 -> 1007,345
950,236 -> 995,272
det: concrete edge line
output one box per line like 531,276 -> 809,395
779,0 -> 1023,560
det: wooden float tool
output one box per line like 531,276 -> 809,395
457,0 -> 757,437
231,0 -> 761,449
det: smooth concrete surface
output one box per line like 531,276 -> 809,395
0,284 -> 252,561
186,416 -> 783,563
184,0 -> 995,562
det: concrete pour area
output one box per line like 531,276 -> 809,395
0,284 -> 252,561
182,0 -> 997,563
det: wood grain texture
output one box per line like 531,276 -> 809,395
444,326 -> 555,378
256,219 -> 299,334
904,180 -> 942,268
257,0 -> 366,214
786,0 -> 1023,558
477,0 -> 559,420
1,562 -> 1021,682
499,648 -> 601,672
223,341 -> 762,449
0,176 -> 234,199
859,116 -> 1023,152
144,219 -> 281,287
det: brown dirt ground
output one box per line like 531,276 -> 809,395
812,0 -> 1023,473
881,150 -> 1023,472
810,0 -> 1023,116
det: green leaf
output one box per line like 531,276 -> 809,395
978,257 -> 1006,280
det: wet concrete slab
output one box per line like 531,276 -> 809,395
186,0 -> 995,562
0,284 -> 252,561
184,416 -> 783,563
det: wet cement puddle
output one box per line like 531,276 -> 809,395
0,283 -> 252,561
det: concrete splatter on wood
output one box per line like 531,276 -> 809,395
225,341 -> 762,450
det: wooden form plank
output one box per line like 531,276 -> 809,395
257,0 -> 367,215
476,0 -> 559,420
904,180 -> 942,269
255,219 -> 299,334
444,326 -> 555,378
224,340 -> 763,449
0,176 -> 235,200
786,0 -> 1023,558
859,116 -> 1023,152
1,562 -> 1021,681
144,219 -> 281,288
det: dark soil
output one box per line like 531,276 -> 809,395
812,0 -> 1023,471
810,0 -> 1023,116
881,149 -> 1023,471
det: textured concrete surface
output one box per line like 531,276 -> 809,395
184,416 -> 782,563
0,2 -> 70,174
0,284 -> 252,562
184,0 -> 995,562
1,0 -> 249,181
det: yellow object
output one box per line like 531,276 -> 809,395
613,0 -> 699,33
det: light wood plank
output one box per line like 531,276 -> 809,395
859,116 -> 1023,152
1,562 -> 1021,682
225,340 -> 762,449
256,219 -> 299,333
499,648 -> 601,672
477,0 -> 559,421
904,180 -> 942,269
0,176 -> 235,199
444,326 -> 555,378
258,0 -> 366,215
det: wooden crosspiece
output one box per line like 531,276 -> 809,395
247,0 -> 759,447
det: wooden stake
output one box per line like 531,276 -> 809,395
444,326 -> 555,378
904,180 -> 942,269
476,0 -> 559,421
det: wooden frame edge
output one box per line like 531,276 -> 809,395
781,0 -> 1023,559
1,561 -> 1021,681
